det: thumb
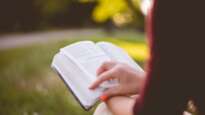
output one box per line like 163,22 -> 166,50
102,86 -> 120,98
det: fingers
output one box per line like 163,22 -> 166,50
97,61 -> 117,76
90,61 -> 117,89
89,69 -> 117,89
102,86 -> 121,98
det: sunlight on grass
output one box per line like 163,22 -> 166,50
118,41 -> 148,61
108,39 -> 148,61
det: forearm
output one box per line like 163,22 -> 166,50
105,96 -> 136,115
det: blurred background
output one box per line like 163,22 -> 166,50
0,0 -> 148,115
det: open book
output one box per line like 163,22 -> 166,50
51,41 -> 143,110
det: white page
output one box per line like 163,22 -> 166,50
52,53 -> 106,109
60,41 -> 111,83
59,41 -> 111,106
96,42 -> 144,73
52,54 -> 88,104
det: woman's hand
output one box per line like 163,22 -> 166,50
89,61 -> 145,98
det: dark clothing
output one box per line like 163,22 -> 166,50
134,0 -> 205,115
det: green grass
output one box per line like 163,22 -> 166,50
0,37 -> 147,115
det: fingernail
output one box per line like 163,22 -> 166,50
100,95 -> 108,102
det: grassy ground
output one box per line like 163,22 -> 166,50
0,35 -> 147,115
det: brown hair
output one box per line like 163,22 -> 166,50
134,0 -> 205,115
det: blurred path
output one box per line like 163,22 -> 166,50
0,29 -> 104,50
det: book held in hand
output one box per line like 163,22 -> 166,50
51,41 -> 143,110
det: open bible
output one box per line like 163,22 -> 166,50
51,41 -> 143,110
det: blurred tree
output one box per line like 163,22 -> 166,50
92,0 -> 144,29
37,0 -> 96,28
0,0 -> 144,33
36,0 -> 71,18
0,0 -> 96,33
0,0 -> 42,32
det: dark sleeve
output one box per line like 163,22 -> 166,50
133,0 -> 205,115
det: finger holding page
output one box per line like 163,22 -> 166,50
97,61 -> 117,75
90,69 -> 117,89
